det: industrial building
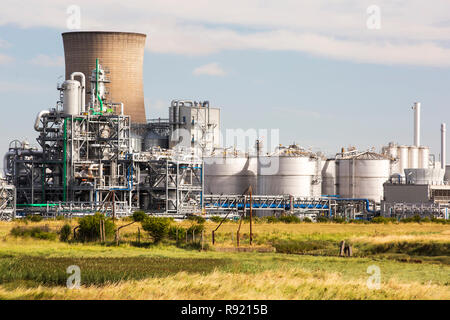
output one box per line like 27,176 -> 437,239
0,31 -> 448,221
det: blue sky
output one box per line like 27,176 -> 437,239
1,0 -> 450,170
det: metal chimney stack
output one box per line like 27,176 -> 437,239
413,102 -> 421,147
442,123 -> 446,169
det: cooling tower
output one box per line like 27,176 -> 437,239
62,31 -> 147,123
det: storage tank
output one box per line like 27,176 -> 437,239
321,159 -> 336,195
62,31 -> 147,123
62,80 -> 80,115
418,146 -> 429,169
204,154 -> 256,195
336,151 -> 391,202
398,145 -> 409,174
257,146 -> 319,197
408,146 -> 419,168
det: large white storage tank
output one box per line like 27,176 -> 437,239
321,159 -> 336,195
62,80 -> 80,115
418,146 -> 429,169
408,146 -> 419,168
204,153 -> 256,195
336,151 -> 391,202
398,145 -> 409,175
257,146 -> 320,197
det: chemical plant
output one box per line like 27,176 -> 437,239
1,31 -> 449,221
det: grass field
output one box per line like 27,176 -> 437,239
0,219 -> 448,300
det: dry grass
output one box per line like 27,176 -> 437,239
0,268 -> 447,300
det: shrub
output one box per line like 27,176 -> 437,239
210,216 -> 223,223
400,215 -> 422,223
371,216 -> 397,224
316,216 -> 329,223
187,215 -> 206,224
132,211 -> 147,222
187,223 -> 205,236
59,224 -> 72,242
141,217 -> 172,243
76,213 -> 115,242
278,215 -> 301,224
10,225 -> 57,240
25,214 -> 43,222
265,216 -> 278,223
331,217 -> 346,224
168,226 -> 187,241
302,217 -> 312,223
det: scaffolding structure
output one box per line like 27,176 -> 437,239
0,181 -> 16,220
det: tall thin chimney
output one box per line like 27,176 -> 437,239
413,102 -> 421,147
442,123 -> 446,169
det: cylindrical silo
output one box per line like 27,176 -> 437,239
257,155 -> 317,197
336,152 -> 391,202
408,146 -> 419,169
62,80 -> 80,115
62,31 -> 147,123
321,159 -> 336,196
398,145 -> 409,174
418,146 -> 429,169
204,155 -> 257,195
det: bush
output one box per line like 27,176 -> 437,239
132,211 -> 147,222
187,215 -> 206,224
10,225 -> 57,240
59,224 -> 72,242
25,214 -> 43,222
141,217 -> 172,243
371,216 -> 397,224
265,216 -> 278,223
210,216 -> 223,223
302,217 -> 312,223
331,217 -> 346,224
187,223 -> 205,235
278,215 -> 301,224
316,216 -> 329,223
168,225 -> 187,241
76,213 -> 116,242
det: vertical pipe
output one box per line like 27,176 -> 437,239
441,123 -> 446,169
413,102 -> 421,147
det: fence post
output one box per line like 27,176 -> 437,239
201,230 -> 204,250
212,230 -> 215,245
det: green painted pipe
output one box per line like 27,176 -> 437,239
96,58 -> 103,112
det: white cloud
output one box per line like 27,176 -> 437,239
2,0 -> 450,66
193,62 -> 226,76
29,54 -> 64,67
0,53 -> 13,64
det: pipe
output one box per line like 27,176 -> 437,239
413,102 -> 421,146
95,58 -> 103,112
70,72 -> 86,113
442,123 -> 446,169
34,110 -> 50,131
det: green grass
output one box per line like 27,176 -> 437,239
0,255 -> 231,286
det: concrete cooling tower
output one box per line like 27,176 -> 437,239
62,31 -> 147,123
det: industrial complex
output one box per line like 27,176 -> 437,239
1,31 -> 449,221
